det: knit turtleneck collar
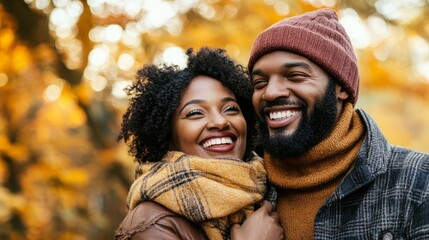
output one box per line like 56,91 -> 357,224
264,102 -> 365,190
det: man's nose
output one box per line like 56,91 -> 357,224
262,77 -> 291,101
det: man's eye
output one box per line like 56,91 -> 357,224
287,72 -> 308,79
253,79 -> 267,89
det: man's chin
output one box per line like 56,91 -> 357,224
264,135 -> 305,159
268,128 -> 294,139
264,144 -> 307,159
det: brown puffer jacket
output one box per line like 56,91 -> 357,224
115,201 -> 208,240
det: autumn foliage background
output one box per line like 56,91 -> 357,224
0,0 -> 428,239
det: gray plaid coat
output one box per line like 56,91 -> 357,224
313,109 -> 429,239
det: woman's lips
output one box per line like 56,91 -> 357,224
202,137 -> 233,148
201,134 -> 237,153
204,141 -> 236,153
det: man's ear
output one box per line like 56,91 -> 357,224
336,84 -> 349,101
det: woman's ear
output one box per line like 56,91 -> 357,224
168,141 -> 178,151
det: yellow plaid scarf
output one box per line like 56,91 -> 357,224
127,151 -> 267,240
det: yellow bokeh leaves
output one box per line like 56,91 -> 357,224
11,45 -> 33,73
37,93 -> 87,129
0,28 -> 15,51
0,136 -> 29,163
60,168 -> 88,186
0,187 -> 25,222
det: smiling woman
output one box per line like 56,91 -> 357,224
118,47 -> 257,165
115,47 -> 283,240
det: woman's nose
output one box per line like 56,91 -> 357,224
206,113 -> 230,130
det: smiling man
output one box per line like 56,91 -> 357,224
246,8 -> 429,240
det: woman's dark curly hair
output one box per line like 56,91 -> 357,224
119,47 -> 258,164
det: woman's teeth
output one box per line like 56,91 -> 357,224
202,137 -> 233,148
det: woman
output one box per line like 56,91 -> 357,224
115,47 -> 283,240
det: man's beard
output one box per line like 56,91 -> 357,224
260,78 -> 338,158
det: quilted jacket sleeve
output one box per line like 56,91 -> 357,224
115,201 -> 208,240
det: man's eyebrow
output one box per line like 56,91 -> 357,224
251,62 -> 312,77
252,69 -> 264,77
283,62 -> 312,70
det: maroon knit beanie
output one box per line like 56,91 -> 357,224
248,8 -> 359,104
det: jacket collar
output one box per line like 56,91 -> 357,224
326,108 -> 391,203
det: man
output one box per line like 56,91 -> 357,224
246,8 -> 429,239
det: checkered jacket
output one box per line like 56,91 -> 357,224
313,109 -> 429,239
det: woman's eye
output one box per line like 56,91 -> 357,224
185,109 -> 203,118
224,105 -> 240,114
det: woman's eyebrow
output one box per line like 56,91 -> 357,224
178,99 -> 203,114
178,96 -> 237,114
222,97 -> 237,103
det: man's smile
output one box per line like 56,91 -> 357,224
268,109 -> 299,120
263,106 -> 302,129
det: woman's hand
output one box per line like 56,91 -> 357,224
230,201 -> 284,240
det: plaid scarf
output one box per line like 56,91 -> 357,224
127,151 -> 268,240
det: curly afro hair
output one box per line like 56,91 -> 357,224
119,47 -> 258,164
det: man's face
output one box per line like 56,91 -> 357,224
251,51 -> 347,158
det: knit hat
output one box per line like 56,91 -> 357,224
248,8 -> 359,104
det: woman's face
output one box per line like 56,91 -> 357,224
170,75 -> 247,160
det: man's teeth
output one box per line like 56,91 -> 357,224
203,137 -> 233,148
269,110 -> 298,120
